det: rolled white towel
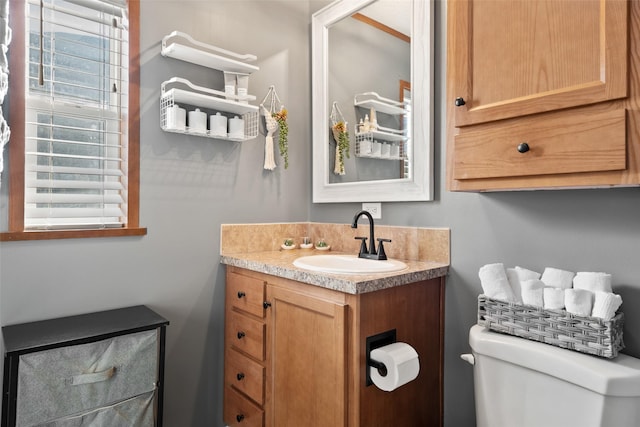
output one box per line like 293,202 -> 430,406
541,267 -> 575,290
591,291 -> 622,320
565,289 -> 594,317
521,279 -> 545,307
479,263 -> 517,302
507,266 -> 541,304
543,288 -> 565,310
573,272 -> 613,293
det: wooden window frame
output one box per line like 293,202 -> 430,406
1,0 -> 146,241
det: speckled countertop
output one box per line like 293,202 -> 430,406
220,249 -> 449,294
219,222 -> 450,295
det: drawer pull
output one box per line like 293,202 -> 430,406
70,366 -> 116,386
237,331 -> 246,339
237,291 -> 246,299
236,372 -> 245,381
455,97 -> 466,107
517,142 -> 530,153
263,301 -> 272,309
236,414 -> 245,422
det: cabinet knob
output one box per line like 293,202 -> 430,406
236,372 -> 245,381
455,97 -> 466,107
263,301 -> 272,309
236,414 -> 245,422
237,291 -> 246,299
237,331 -> 245,339
517,142 -> 530,153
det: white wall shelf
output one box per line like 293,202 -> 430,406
159,30 -> 261,141
161,31 -> 259,74
160,78 -> 259,141
355,129 -> 407,143
354,92 -> 407,115
355,132 -> 405,160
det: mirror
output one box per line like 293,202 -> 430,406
312,0 -> 433,202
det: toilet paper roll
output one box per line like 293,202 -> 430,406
370,342 -> 420,392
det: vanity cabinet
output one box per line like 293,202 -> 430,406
223,266 -> 446,427
446,0 -> 640,191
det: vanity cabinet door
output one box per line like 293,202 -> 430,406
446,0 -> 640,191
264,285 -> 347,427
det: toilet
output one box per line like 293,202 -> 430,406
463,325 -> 640,427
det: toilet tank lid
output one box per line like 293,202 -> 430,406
469,325 -> 640,397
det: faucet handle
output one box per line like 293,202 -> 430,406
354,236 -> 368,256
376,238 -> 391,260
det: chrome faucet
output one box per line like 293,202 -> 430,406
351,210 -> 391,260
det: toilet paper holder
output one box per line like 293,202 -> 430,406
366,329 -> 396,386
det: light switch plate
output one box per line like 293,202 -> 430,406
362,202 -> 382,219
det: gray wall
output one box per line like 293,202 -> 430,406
1,1 -> 320,425
1,1 -> 640,426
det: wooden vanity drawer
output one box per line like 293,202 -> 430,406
226,349 -> 265,405
226,310 -> 265,361
224,386 -> 264,427
453,108 -> 626,180
227,272 -> 266,318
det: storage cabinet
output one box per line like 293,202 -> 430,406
446,0 -> 640,191
224,266 -> 446,427
1,306 -> 169,427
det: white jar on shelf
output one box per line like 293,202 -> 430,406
166,105 -> 186,131
381,142 -> 391,158
371,141 -> 382,156
228,116 -> 245,139
209,112 -> 228,137
188,108 -> 207,134
390,143 -> 400,158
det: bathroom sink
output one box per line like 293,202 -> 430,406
293,255 -> 408,274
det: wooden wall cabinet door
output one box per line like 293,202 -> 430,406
264,285 -> 347,427
447,0 -> 640,191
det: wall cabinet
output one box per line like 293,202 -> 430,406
1,306 -> 169,427
224,266 -> 446,427
446,0 -> 640,191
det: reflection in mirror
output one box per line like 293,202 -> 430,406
328,2 -> 411,184
312,0 -> 433,202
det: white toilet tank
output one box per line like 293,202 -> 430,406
466,325 -> 640,427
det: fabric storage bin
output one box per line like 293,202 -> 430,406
16,330 -> 158,426
38,391 -> 155,427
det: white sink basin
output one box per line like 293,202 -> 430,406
293,254 -> 408,274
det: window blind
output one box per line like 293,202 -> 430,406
24,0 -> 128,230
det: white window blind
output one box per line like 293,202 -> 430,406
24,0 -> 129,230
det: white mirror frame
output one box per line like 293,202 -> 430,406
312,0 -> 434,203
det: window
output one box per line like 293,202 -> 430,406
1,0 -> 144,240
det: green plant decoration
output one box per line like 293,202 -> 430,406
273,108 -> 289,169
332,121 -> 350,175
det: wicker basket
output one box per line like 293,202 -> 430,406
477,295 -> 624,358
